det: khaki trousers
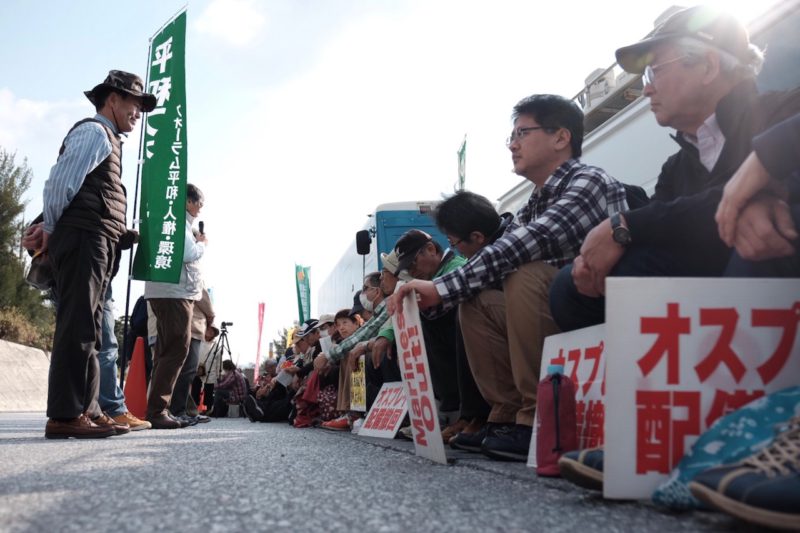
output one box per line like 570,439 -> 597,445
459,261 -> 560,426
147,298 -> 194,418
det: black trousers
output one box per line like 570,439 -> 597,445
421,308 -> 490,418
549,242 -> 733,333
47,226 -> 115,419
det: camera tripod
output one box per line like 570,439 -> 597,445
199,321 -> 233,412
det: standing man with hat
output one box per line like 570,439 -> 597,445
41,70 -> 156,439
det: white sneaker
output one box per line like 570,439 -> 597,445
351,418 -> 364,434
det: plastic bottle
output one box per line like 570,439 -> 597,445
535,364 -> 578,476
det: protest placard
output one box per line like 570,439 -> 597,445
359,382 -> 408,438
350,355 -> 367,412
605,278 -> 800,499
392,286 -> 448,464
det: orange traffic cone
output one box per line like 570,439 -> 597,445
198,389 -> 207,414
124,337 -> 148,419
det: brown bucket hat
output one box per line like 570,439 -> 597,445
84,70 -> 157,112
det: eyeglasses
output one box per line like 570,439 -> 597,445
505,126 -> 551,147
642,55 -> 689,86
447,237 -> 463,248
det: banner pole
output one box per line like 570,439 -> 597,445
120,35 -> 155,391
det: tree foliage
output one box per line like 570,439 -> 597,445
272,327 -> 289,357
0,148 -> 55,349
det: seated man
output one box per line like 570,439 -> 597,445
210,360 -> 247,417
687,113 -> 800,532
552,5 -> 800,491
716,112 -> 800,276
549,6 -> 800,332
430,190 -> 516,451
390,94 -> 627,461
392,229 -> 490,442
244,369 -> 300,423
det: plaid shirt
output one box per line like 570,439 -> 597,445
217,369 -> 248,404
434,158 -> 627,310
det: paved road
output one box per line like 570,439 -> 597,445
0,412 -> 747,532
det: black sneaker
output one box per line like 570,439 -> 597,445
243,395 -> 263,423
481,424 -> 532,462
451,423 -> 498,453
558,447 -> 604,491
689,416 -> 800,530
176,415 -> 199,426
171,414 -> 190,428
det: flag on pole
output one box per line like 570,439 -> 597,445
457,135 -> 466,191
133,9 -> 188,282
295,265 -> 311,323
254,302 -> 265,384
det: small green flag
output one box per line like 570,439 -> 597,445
295,265 -> 311,323
457,136 -> 466,191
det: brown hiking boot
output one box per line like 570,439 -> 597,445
113,412 -> 152,431
92,412 -> 131,435
45,415 -> 116,439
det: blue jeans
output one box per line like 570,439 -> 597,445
98,286 -> 127,416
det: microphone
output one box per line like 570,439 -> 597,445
198,221 -> 205,235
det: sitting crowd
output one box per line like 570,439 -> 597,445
238,7 -> 799,529
28,6 -> 797,531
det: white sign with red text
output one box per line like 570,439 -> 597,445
528,324 -> 606,468
605,278 -> 800,499
391,286 -> 448,465
358,382 -> 408,438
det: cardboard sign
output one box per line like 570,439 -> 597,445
358,382 -> 408,438
350,355 -> 367,412
528,324 -> 606,468
605,278 -> 800,500
391,286 -> 448,465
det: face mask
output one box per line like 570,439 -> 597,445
360,290 -> 374,312
320,329 -> 329,338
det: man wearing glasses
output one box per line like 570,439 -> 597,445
389,94 -> 627,461
549,5 -> 800,331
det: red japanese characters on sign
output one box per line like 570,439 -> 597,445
391,286 -> 447,464
605,279 -> 800,500
633,302 -> 798,474
359,382 -> 408,438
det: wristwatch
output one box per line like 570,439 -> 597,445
610,212 -> 631,246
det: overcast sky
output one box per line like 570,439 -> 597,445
0,0 -> 774,366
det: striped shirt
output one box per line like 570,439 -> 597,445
434,158 -> 627,310
42,114 -> 121,234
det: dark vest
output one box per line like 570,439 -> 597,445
56,118 -> 127,241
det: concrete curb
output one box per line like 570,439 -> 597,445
0,339 -> 49,412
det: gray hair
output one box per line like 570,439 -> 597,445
675,37 -> 764,80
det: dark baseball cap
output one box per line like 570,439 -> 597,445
615,6 -> 750,74
394,229 -> 433,273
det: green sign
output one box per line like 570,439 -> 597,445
133,10 -> 187,282
295,265 -> 311,323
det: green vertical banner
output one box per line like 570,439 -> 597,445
295,264 -> 311,323
457,135 -> 466,191
132,10 -> 188,282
